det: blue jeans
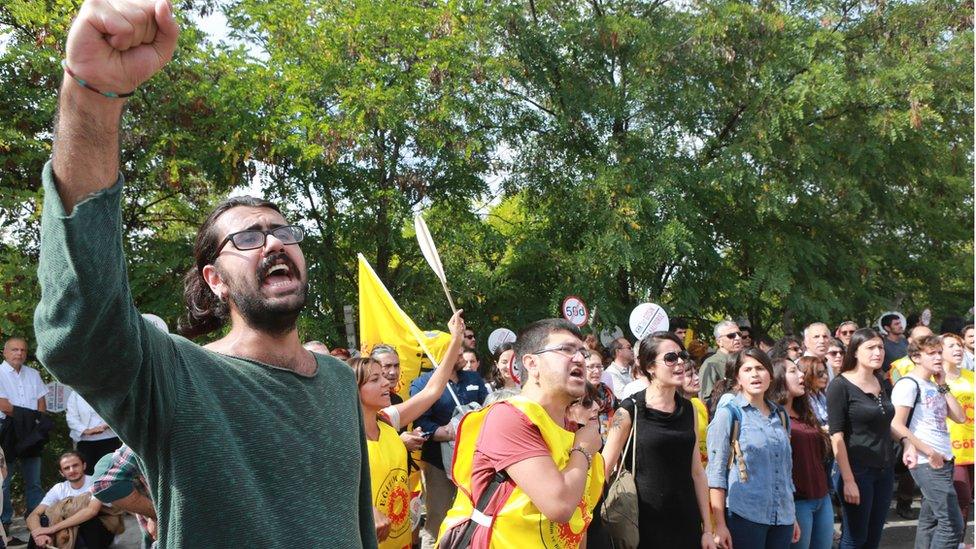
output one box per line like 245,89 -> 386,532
2,456 -> 42,525
834,464 -> 894,549
911,461 -> 964,549
792,495 -> 834,549
727,512 -> 793,549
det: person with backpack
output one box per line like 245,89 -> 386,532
706,348 -> 799,549
770,359 -> 833,549
601,331 -> 715,548
890,334 -> 967,549
826,328 -> 896,549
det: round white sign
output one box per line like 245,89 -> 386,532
629,303 -> 669,340
487,328 -> 517,354
561,295 -> 589,327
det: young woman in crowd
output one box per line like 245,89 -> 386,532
482,342 -> 519,392
770,359 -> 832,549
941,332 -> 975,524
826,328 -> 895,549
771,336 -> 803,362
706,348 -> 798,549
602,331 -> 715,549
585,349 -> 617,440
798,356 -> 829,427
350,311 -> 465,548
891,335 -> 967,549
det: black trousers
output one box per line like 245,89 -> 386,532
76,437 -> 122,476
26,516 -> 114,549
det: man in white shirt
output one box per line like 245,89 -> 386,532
963,324 -> 974,372
601,337 -> 634,398
0,338 -> 48,532
26,452 -> 115,549
65,392 -> 121,476
802,322 -> 831,360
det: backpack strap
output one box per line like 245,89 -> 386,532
452,469 -> 509,546
894,376 -> 922,427
723,403 -> 748,483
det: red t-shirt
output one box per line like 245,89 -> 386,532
467,402 -> 553,546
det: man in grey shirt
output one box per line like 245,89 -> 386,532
698,320 -> 743,400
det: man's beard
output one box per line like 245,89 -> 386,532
221,262 -> 309,336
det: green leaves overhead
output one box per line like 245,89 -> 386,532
0,0 -> 970,348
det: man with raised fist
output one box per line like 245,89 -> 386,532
32,1 -> 376,546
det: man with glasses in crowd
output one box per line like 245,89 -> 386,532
463,329 -> 477,351
698,320 -> 743,400
738,325 -> 754,348
602,337 -> 635,398
32,1 -> 376,545
438,319 -> 604,547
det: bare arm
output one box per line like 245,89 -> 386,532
600,408 -> 631,477
506,420 -> 602,523
692,412 -> 715,545
26,504 -> 49,532
830,432 -> 860,505
393,310 -> 465,426
36,396 -> 46,413
111,489 -> 156,519
42,498 -> 102,533
890,405 -> 938,458
52,0 -> 178,213
0,398 -> 12,416
944,392 -> 966,424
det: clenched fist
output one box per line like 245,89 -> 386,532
65,0 -> 179,95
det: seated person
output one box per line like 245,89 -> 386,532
92,445 -> 156,548
26,452 -> 118,549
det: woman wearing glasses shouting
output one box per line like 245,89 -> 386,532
602,331 -> 716,549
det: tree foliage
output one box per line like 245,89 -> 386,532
1,0 -> 971,353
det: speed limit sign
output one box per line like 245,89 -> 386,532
561,295 -> 589,327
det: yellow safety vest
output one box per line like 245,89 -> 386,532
947,370 -> 975,465
438,396 -> 605,548
368,421 -> 412,549
889,356 -> 915,383
691,397 -> 709,465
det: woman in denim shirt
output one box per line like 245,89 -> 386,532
707,348 -> 800,549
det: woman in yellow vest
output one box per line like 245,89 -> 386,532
680,361 -> 709,465
350,310 -> 465,548
942,332 -> 974,523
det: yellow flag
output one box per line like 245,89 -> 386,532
358,254 -> 454,399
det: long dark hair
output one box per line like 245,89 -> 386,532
769,358 -> 819,428
724,347 -> 773,392
841,328 -> 883,373
178,196 -> 283,338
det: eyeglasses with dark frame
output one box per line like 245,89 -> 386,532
826,350 -> 844,357
217,225 -> 305,253
533,345 -> 592,360
720,332 -> 742,340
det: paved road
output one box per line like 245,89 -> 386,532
5,500 -> 974,548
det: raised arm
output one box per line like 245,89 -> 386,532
392,310 -> 464,426
52,0 -> 178,212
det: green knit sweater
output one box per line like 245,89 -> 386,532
33,162 -> 377,548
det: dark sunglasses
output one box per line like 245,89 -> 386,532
573,396 -> 595,408
721,332 -> 742,340
826,350 -> 844,357
662,351 -> 690,364
839,330 -> 856,336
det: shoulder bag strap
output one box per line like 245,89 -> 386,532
453,469 -> 509,547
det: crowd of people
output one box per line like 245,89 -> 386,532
2,0 -> 971,548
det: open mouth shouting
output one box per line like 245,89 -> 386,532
568,365 -> 586,382
259,254 -> 301,293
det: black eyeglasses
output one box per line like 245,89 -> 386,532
661,351 -> 690,365
826,350 -> 844,357
839,330 -> 856,336
533,345 -> 592,360
721,332 -> 742,340
217,225 -> 304,253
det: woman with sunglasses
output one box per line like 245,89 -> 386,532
602,331 -> 715,549
825,338 -> 845,380
798,356 -> 829,427
770,359 -> 833,549
826,328 -> 895,549
349,310 -> 465,548
706,348 -> 799,549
